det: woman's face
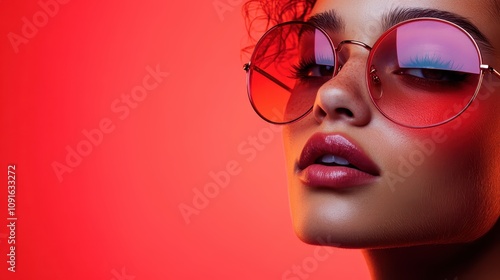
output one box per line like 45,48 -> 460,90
283,0 -> 500,248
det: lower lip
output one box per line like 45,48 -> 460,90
298,164 -> 378,189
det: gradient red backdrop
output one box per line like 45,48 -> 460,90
0,1 -> 370,279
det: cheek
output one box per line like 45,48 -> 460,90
280,87 -> 500,247
389,89 -> 500,241
282,117 -> 315,166
393,83 -> 500,179
417,87 -> 499,174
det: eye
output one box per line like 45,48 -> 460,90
291,60 -> 334,80
397,55 -> 468,82
306,64 -> 335,77
398,68 -> 467,82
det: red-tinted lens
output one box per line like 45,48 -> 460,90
367,19 -> 482,128
248,22 -> 335,123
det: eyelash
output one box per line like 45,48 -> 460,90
402,54 -> 463,71
291,58 -> 316,79
290,52 -> 469,91
290,55 -> 335,80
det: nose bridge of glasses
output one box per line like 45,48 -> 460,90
335,40 -> 372,53
333,40 -> 372,72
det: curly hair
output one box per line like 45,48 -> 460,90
241,0 -> 500,56
242,0 -> 316,55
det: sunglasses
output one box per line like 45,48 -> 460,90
243,17 -> 500,128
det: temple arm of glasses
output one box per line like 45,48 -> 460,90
481,65 -> 500,79
243,63 -> 292,93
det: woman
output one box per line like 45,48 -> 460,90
243,0 -> 500,279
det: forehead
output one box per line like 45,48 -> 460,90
311,0 -> 494,38
311,0 -> 493,21
310,0 -> 499,60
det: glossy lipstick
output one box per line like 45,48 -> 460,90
297,133 -> 380,189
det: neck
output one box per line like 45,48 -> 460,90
362,220 -> 500,280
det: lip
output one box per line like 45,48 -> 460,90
297,133 -> 380,189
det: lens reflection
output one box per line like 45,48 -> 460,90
248,22 -> 335,123
248,19 -> 483,127
367,19 -> 481,127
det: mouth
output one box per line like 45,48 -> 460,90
314,154 -> 358,169
297,133 -> 380,189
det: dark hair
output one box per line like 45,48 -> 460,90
242,0 -> 500,56
242,0 -> 316,55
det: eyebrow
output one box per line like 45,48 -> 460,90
306,9 -> 345,33
306,7 -> 495,55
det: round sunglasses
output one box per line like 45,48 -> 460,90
243,17 -> 500,128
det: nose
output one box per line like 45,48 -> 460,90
313,46 -> 372,127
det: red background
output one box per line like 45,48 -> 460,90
0,0 -> 369,279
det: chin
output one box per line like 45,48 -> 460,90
289,191 -> 499,250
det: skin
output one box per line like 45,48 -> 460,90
282,0 -> 500,279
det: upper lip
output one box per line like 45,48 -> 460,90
298,133 -> 380,176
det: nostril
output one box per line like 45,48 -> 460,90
314,105 -> 327,122
335,108 -> 354,118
